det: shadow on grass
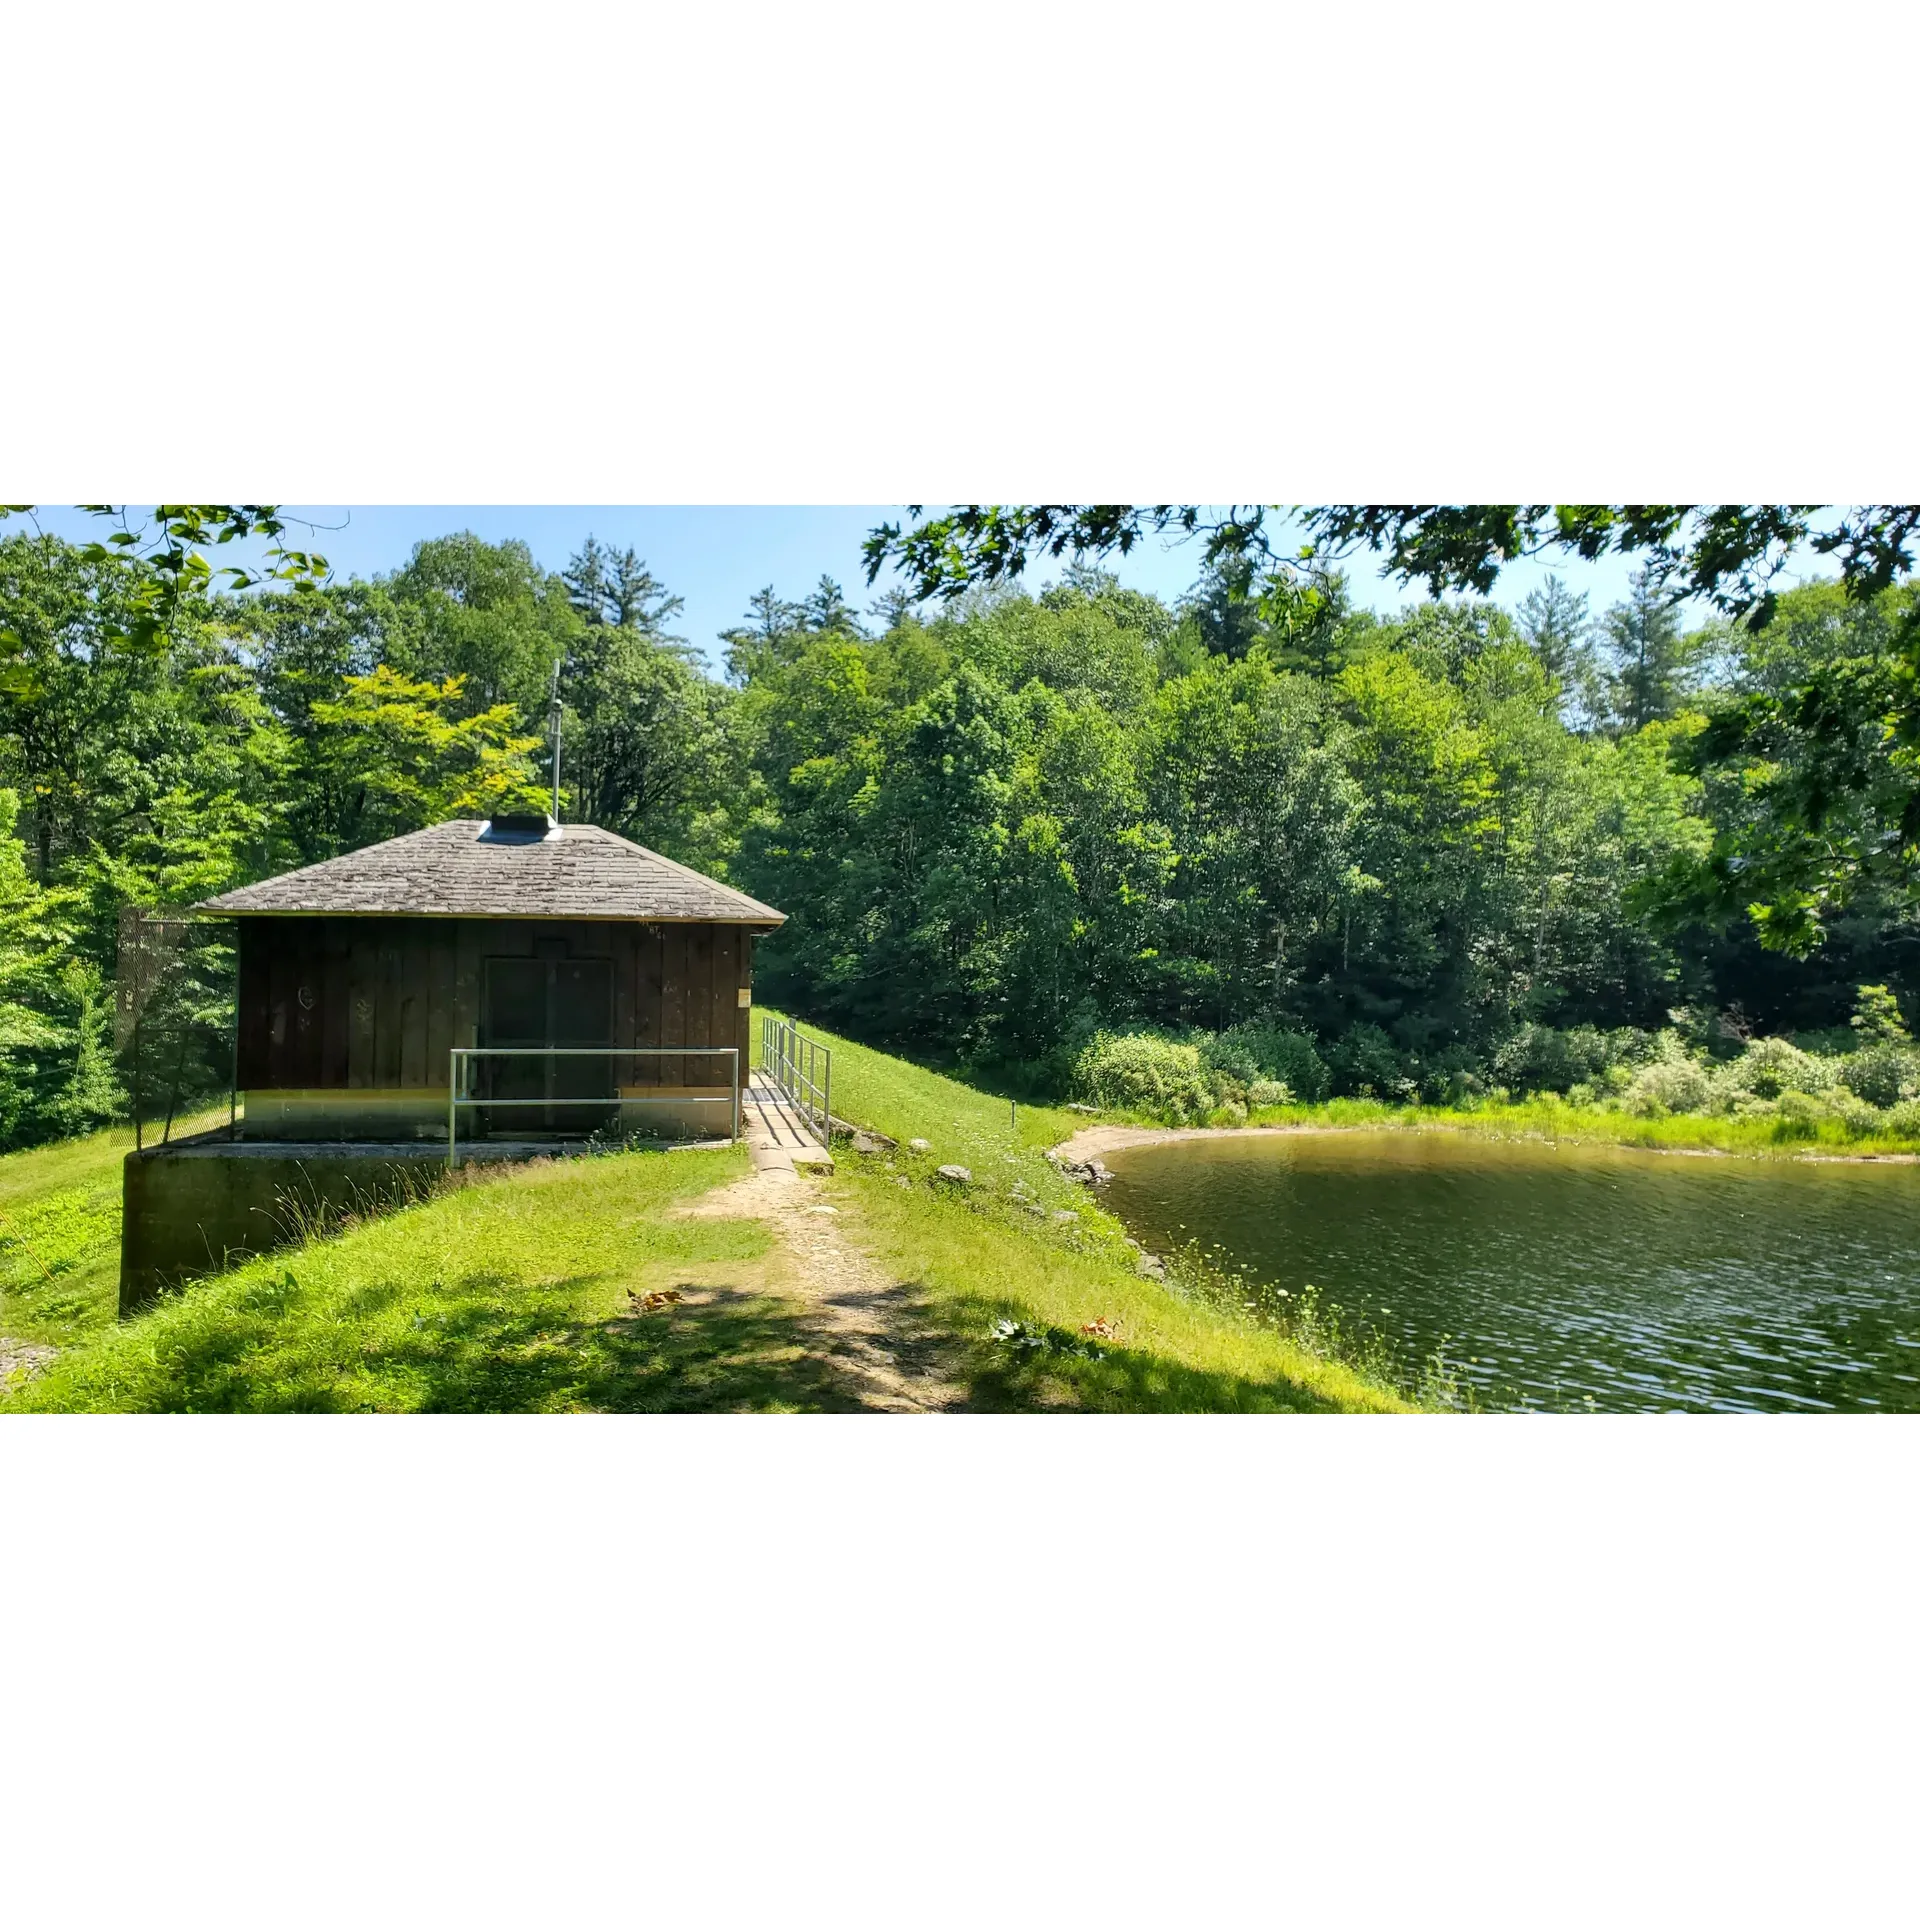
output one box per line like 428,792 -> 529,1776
91,1264 -> 897,1413
14,1215 -> 1381,1415
402,1270 -> 884,1413
26,1262 -> 1363,1412
783,1270 -> 1369,1411
943,1290 -> 1378,1413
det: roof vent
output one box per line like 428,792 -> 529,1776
480,813 -> 560,842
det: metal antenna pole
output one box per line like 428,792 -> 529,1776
549,656 -> 564,821
133,918 -> 144,1152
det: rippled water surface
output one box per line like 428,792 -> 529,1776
1099,1132 -> 1920,1412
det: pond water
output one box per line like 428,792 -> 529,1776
1099,1131 -> 1920,1412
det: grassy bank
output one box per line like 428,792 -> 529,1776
5,1147 -> 805,1412
10,1014 -> 1904,1412
754,1009 -> 1410,1411
0,1109 -> 226,1352
5,1025 -> 1411,1412
1179,1094 -> 1920,1159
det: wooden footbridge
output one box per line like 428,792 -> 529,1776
743,1019 -> 836,1172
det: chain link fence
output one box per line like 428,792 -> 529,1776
115,908 -> 237,1147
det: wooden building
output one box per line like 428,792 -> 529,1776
196,814 -> 785,1141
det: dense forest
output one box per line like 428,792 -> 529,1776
2,514 -> 1916,1148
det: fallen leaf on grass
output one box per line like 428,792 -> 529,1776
628,1287 -> 685,1314
1080,1318 -> 1120,1340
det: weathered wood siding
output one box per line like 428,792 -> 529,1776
237,918 -> 755,1097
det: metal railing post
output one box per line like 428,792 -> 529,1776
442,1047 -> 752,1145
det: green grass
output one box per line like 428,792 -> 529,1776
1231,1094 -> 1920,1159
0,1108 -> 226,1349
14,1013 -> 1899,1413
3,1146 -> 851,1412
5,1026 -> 1418,1413
755,1009 -> 1409,1411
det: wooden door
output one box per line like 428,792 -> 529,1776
481,955 -> 612,1134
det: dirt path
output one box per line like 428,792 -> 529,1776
0,1336 -> 57,1389
676,1164 -> 961,1412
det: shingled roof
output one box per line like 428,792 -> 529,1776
195,819 -> 785,926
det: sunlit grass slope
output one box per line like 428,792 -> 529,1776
0,1110 -> 224,1348
756,1009 -> 1408,1412
6,1032 -> 1413,1413
6,1147 -> 810,1413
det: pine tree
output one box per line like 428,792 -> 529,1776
1517,575 -> 1589,685
803,576 -> 863,636
866,586 -> 922,632
1176,555 -> 1265,660
719,586 -> 807,683
606,547 -> 685,634
1598,567 -> 1693,732
562,535 -> 611,626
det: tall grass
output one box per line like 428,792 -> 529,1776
1154,1233 -> 1472,1411
0,1108 -> 234,1346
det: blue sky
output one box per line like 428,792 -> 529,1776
8,505 -> 1845,673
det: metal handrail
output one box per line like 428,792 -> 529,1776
759,1018 -> 832,1147
446,1046 -> 740,1167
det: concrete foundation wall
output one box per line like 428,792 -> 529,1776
119,1143 -> 451,1316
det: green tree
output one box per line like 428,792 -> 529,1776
380,533 -> 577,717
866,586 -> 923,632
1659,582 -> 1920,954
0,505 -> 331,653
721,585 -> 808,683
0,531 -> 139,876
866,505 -> 1917,624
1144,658 -> 1359,1027
1596,567 -> 1697,732
0,786 -> 77,1141
1176,555 -> 1267,661
1517,575 -> 1589,686
563,536 -> 686,635
561,533 -> 612,625
608,547 -> 682,632
307,666 -> 546,842
559,629 -> 733,853
803,575 -> 864,637
866,504 -> 1920,947
1330,648 -> 1500,1042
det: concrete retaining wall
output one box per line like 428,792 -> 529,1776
119,1142 -> 452,1316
